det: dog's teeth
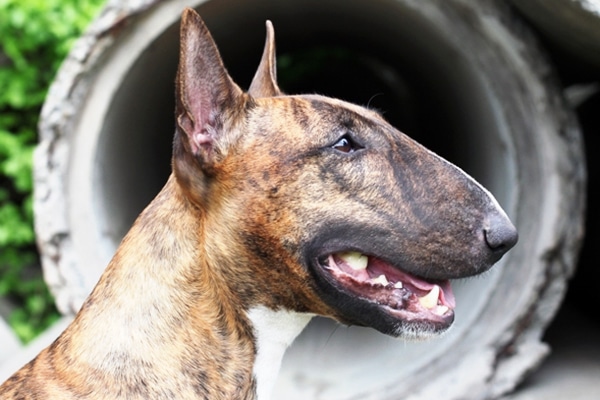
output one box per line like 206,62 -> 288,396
339,252 -> 368,271
371,274 -> 389,286
418,285 -> 440,309
393,281 -> 403,289
433,305 -> 449,316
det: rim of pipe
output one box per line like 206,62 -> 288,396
34,0 -> 585,398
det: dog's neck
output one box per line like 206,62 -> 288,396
248,307 -> 312,399
53,175 -> 310,399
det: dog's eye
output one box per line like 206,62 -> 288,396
332,135 -> 361,153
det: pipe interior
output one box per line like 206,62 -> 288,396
93,0 -> 515,396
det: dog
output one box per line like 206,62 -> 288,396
0,8 -> 517,399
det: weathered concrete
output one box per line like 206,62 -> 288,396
505,308 -> 600,400
0,317 -> 21,363
32,0 -> 586,398
511,0 -> 600,69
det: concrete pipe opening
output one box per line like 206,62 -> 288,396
35,0 -> 584,398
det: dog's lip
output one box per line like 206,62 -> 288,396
316,251 -> 456,323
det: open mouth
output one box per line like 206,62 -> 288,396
318,251 -> 456,326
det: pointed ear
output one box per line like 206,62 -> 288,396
248,20 -> 282,97
175,8 -> 244,164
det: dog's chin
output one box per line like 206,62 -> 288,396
310,252 -> 456,339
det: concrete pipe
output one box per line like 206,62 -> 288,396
510,0 -> 600,70
34,0 -> 585,398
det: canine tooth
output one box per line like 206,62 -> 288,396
418,285 -> 440,309
339,252 -> 368,271
434,305 -> 449,316
393,281 -> 403,289
371,274 -> 389,286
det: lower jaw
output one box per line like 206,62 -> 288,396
382,304 -> 455,337
315,283 -> 455,338
348,293 -> 455,337
323,269 -> 455,331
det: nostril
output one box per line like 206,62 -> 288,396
484,220 -> 518,254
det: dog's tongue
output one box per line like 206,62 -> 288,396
332,252 -> 456,309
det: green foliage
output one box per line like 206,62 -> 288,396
0,0 -> 105,343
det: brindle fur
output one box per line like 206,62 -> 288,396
0,8 -> 516,399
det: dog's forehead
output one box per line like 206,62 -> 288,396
252,94 -> 388,132
301,94 -> 383,118
297,94 -> 386,125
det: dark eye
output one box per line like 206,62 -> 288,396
332,135 -> 362,153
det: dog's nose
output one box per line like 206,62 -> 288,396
483,211 -> 518,258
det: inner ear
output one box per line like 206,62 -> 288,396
175,8 -> 244,161
248,20 -> 282,98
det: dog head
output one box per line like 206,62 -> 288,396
172,9 -> 517,338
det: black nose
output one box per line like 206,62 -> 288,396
484,212 -> 518,257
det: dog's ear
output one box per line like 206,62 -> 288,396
175,8 -> 245,166
248,21 -> 282,98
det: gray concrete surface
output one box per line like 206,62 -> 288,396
0,317 -> 21,362
505,307 -> 600,400
0,317 -> 72,382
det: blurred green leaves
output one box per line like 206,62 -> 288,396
0,0 -> 104,343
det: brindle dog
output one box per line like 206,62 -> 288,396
0,8 -> 517,399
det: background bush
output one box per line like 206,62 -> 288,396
0,0 -> 105,343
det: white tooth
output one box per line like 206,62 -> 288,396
371,274 -> 389,286
393,281 -> 403,289
434,305 -> 449,316
339,252 -> 368,271
418,285 -> 440,309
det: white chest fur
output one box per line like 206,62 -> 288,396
247,307 -> 313,400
